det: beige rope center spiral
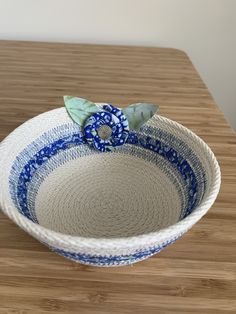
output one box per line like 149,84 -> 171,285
35,153 -> 182,238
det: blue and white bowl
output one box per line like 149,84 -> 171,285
0,106 -> 221,266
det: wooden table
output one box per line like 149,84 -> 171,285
0,40 -> 235,314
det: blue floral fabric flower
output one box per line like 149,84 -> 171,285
64,96 -> 159,152
83,104 -> 129,152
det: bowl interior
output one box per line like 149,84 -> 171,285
8,115 -> 208,238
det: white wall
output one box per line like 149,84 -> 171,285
0,0 -> 235,130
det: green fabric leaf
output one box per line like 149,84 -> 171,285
122,103 -> 159,130
64,96 -> 101,126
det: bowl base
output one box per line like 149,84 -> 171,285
34,153 -> 182,238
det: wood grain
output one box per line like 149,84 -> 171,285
0,40 -> 235,314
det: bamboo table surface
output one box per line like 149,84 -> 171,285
0,40 -> 235,314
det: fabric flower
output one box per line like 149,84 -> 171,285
84,105 -> 129,152
64,96 -> 159,152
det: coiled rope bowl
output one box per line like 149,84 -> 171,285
0,106 -> 221,266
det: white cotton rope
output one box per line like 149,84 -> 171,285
0,107 -> 221,261
35,153 -> 181,238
